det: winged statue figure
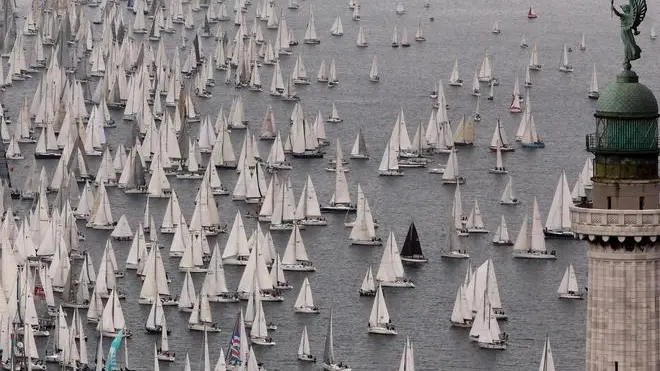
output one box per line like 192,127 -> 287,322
611,0 -> 647,69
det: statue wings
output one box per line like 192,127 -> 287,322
630,0 -> 647,31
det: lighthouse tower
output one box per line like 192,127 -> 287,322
571,67 -> 660,370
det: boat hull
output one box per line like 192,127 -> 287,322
368,326 -> 397,335
450,320 -> 473,328
188,324 -> 222,332
559,293 -> 585,300
297,354 -> 316,362
323,363 -> 352,371
281,264 -> 316,272
543,229 -> 575,239
400,256 -> 428,263
250,338 -> 276,346
378,280 -> 415,288
467,228 -> 489,234
479,341 -> 506,350
350,239 -> 383,246
492,241 -> 514,246
441,252 -> 470,259
320,204 -> 356,213
294,307 -> 320,314
359,290 -> 376,296
512,251 -> 557,259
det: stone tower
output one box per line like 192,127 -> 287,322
571,68 -> 660,370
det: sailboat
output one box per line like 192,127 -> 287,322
377,231 -> 414,287
281,224 -> 316,270
440,221 -> 469,259
520,34 -> 529,48
327,102 -> 343,123
471,71 -> 480,96
441,149 -> 465,184
157,321 -> 175,361
330,15 -> 344,36
359,266 -> 377,296
492,216 -> 513,246
294,277 -> 320,313
395,3 -> 406,14
450,285 -> 473,328
320,161 -> 356,212
651,26 -> 657,40
527,6 -> 538,18
449,58 -> 463,86
473,295 -> 508,350
509,75 -> 523,113
322,308 -> 352,370
557,264 -> 584,299
356,26 -> 368,47
369,56 -> 380,82
529,43 -> 542,70
544,171 -> 574,239
489,145 -> 508,174
297,326 -> 316,362
350,130 -> 370,159
512,199 -> 557,259
524,66 -> 532,87
579,33 -> 587,51
349,185 -> 381,245
465,199 -> 489,233
520,103 -> 545,148
588,63 -> 599,99
538,337 -> 556,371
399,222 -> 427,263
397,337 -> 415,370
367,284 -> 397,335
499,176 -> 520,205
378,140 -> 403,176
558,44 -> 573,72
400,27 -> 410,47
452,115 -> 474,146
391,26 -> 400,47
415,19 -> 426,41
491,21 -> 500,34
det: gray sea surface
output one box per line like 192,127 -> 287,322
7,0 -> 660,369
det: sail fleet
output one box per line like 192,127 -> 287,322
0,0 -> 601,369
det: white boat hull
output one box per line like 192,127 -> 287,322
400,256 -> 428,263
250,337 -> 276,346
223,257 -> 250,265
368,326 -> 397,335
512,251 -> 557,259
299,217 -> 327,226
323,363 -> 352,371
297,354 -> 316,362
558,293 -> 585,300
350,239 -> 383,246
479,341 -> 506,350
378,279 -> 415,288
208,294 -> 240,303
441,251 -> 470,259
294,306 -> 320,314
188,324 -> 222,332
157,352 -> 176,362
281,264 -> 316,272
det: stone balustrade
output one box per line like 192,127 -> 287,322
570,205 -> 660,237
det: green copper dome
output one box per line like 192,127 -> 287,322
595,70 -> 659,119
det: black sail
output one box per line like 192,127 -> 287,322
400,222 -> 423,258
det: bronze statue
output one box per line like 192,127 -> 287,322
611,0 -> 647,69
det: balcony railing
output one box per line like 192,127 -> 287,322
570,205 -> 660,236
586,133 -> 660,154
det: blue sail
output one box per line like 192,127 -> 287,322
105,330 -> 123,371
